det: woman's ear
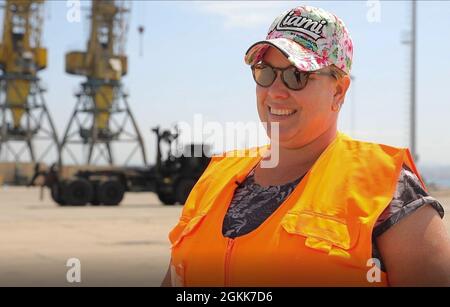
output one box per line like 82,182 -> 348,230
333,74 -> 351,108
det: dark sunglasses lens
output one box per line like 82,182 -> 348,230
253,65 -> 276,87
283,68 -> 308,90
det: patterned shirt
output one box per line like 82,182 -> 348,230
222,164 -> 445,272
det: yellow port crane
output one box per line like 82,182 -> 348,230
60,0 -> 146,166
0,0 -> 59,163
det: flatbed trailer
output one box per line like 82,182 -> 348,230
29,127 -> 212,206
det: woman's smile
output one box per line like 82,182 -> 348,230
267,106 -> 298,122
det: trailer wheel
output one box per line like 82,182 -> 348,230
90,199 -> 101,206
63,178 -> 93,206
50,183 -> 66,206
97,180 -> 124,206
90,183 -> 101,206
175,178 -> 196,205
158,192 -> 176,206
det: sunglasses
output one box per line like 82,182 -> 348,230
251,62 -> 337,91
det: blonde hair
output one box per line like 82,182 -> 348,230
329,65 -> 347,79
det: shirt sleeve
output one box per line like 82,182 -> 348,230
373,164 -> 445,238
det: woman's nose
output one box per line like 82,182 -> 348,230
268,73 -> 290,100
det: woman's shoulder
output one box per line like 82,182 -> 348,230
373,164 -> 445,238
338,132 -> 407,153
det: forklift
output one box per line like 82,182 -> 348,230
29,126 -> 212,206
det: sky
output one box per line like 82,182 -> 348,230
4,1 -> 450,172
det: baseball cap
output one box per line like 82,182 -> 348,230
244,5 -> 353,75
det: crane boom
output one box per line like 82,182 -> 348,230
66,0 -> 128,80
0,0 -> 59,164
0,0 -> 46,128
60,0 -> 146,166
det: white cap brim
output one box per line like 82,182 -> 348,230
245,38 -> 330,72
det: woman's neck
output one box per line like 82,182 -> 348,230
276,125 -> 337,169
255,125 -> 337,186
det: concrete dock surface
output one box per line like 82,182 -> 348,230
0,186 -> 449,286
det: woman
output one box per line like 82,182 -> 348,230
162,5 -> 450,286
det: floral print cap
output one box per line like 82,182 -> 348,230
245,5 -> 353,74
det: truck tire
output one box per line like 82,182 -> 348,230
90,195 -> 101,206
90,199 -> 101,206
158,192 -> 176,206
50,183 -> 66,206
175,178 -> 196,205
63,178 -> 93,206
97,180 -> 125,206
90,183 -> 101,206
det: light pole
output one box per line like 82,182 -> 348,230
410,0 -> 418,162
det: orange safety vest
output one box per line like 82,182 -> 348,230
168,132 -> 425,287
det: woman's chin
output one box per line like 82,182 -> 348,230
267,130 -> 298,144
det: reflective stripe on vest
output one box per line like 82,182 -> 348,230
168,132 -> 424,286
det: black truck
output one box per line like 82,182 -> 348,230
29,127 -> 212,206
